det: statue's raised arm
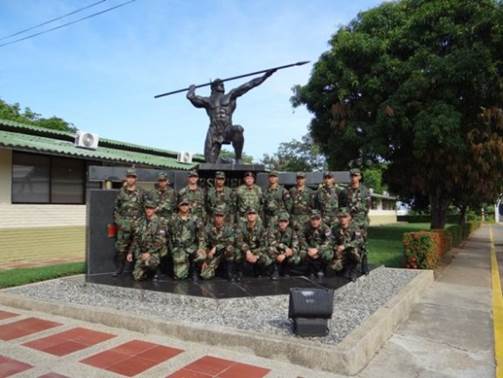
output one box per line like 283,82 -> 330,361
228,69 -> 276,99
186,85 -> 210,109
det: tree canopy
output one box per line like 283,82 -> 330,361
292,0 -> 503,228
0,98 -> 74,132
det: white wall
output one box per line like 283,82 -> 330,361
0,148 -> 12,204
0,204 -> 86,228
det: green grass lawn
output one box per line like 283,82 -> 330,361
0,262 -> 85,289
368,223 -> 431,268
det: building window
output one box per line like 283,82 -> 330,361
12,152 -> 85,204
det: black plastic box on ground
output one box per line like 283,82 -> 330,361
288,287 -> 334,337
292,318 -> 330,337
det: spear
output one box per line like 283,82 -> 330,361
154,60 -> 310,99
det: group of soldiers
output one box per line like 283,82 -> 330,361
112,167 -> 371,283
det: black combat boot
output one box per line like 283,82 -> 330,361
191,262 -> 200,283
226,262 -> 236,282
361,254 -> 369,275
235,262 -> 243,282
112,257 -> 125,277
271,264 -> 280,281
153,267 -> 162,281
316,269 -> 325,282
349,263 -> 359,282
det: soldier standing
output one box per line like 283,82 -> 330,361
263,171 -> 291,229
206,171 -> 235,224
266,212 -> 300,280
289,172 -> 314,230
315,171 -> 339,227
168,197 -> 206,281
178,170 -> 206,222
330,208 -> 365,281
300,210 -> 333,281
112,168 -> 146,277
237,208 -> 273,278
127,201 -> 168,281
235,171 -> 263,224
201,206 -> 238,281
340,168 -> 371,274
150,172 -> 176,220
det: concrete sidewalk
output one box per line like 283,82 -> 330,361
359,224 -> 498,378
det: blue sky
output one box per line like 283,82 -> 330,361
0,0 -> 381,160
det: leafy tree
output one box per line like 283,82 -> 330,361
362,165 -> 387,194
0,98 -> 74,132
292,0 -> 503,228
261,134 -> 326,172
219,149 -> 254,164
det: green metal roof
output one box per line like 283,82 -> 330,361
0,119 -> 205,163
0,119 -> 200,170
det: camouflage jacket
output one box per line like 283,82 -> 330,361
315,184 -> 339,220
149,187 -> 176,219
300,222 -> 333,260
168,213 -> 205,254
340,184 -> 371,224
332,224 -> 364,253
266,226 -> 299,258
178,186 -> 206,221
206,186 -> 235,223
205,223 -> 235,256
263,184 -> 291,217
113,186 -> 146,227
130,215 -> 168,258
289,186 -> 314,216
237,221 -> 267,257
235,184 -> 263,218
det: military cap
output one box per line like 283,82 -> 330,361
278,212 -> 290,221
215,171 -> 226,179
126,168 -> 137,177
244,171 -> 254,178
188,170 -> 199,177
310,209 -> 322,219
337,207 -> 351,217
246,207 -> 257,214
350,168 -> 361,176
214,206 -> 225,216
296,172 -> 306,178
323,171 -> 333,177
144,200 -> 156,208
158,172 -> 168,180
178,197 -> 190,206
268,170 -> 279,177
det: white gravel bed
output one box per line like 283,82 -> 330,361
5,267 -> 420,345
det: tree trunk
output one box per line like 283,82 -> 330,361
430,189 -> 449,229
458,205 -> 467,227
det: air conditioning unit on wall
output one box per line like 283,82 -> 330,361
177,151 -> 193,163
75,131 -> 99,150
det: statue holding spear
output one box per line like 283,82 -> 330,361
155,61 -> 309,164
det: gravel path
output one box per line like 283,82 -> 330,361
5,267 -> 419,345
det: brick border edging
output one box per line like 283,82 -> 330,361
0,269 -> 433,375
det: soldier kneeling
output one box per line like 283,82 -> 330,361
168,197 -> 206,282
127,201 -> 168,281
330,208 -> 364,282
237,207 -> 273,278
200,206 -> 238,281
267,212 -> 301,280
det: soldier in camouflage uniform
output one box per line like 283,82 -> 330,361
168,197 -> 206,281
289,172 -> 315,231
200,206 -> 238,281
235,171 -> 263,224
330,208 -> 365,281
315,171 -> 339,228
206,171 -> 235,224
340,168 -> 371,274
263,171 -> 291,229
178,170 -> 206,222
127,201 -> 168,281
150,172 -> 176,220
112,168 -> 146,277
266,212 -> 300,280
300,210 -> 333,281
237,207 -> 273,278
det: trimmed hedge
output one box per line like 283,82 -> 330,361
403,222 -> 481,270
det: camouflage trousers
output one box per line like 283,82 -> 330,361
171,247 -> 206,280
329,247 -> 361,272
241,251 -> 274,277
200,248 -> 240,280
115,226 -> 133,258
132,253 -> 160,281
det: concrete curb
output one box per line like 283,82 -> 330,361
0,269 -> 433,375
